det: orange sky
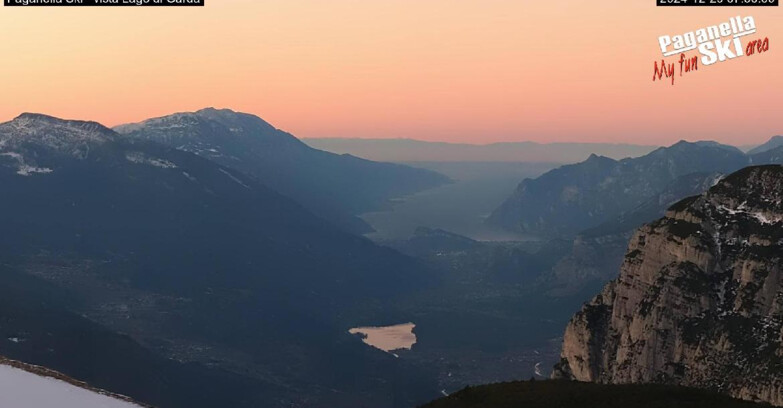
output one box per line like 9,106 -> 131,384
0,1 -> 780,145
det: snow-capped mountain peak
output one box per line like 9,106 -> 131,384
1,113 -> 115,152
0,114 -> 117,175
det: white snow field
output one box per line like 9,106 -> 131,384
0,363 -> 144,408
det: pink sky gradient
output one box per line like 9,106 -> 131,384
0,1 -> 780,145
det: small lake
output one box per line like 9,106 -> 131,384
349,323 -> 417,353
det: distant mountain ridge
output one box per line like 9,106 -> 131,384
116,108 -> 450,234
748,135 -> 783,155
488,140 -> 783,238
304,138 -> 659,163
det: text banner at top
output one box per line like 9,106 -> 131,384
658,0 -> 777,6
5,0 -> 203,6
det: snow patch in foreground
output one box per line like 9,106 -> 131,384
0,364 -> 143,408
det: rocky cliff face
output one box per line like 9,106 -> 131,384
553,165 -> 783,405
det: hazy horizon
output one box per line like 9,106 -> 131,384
0,109 -> 773,152
305,136 -> 769,149
1,2 -> 781,146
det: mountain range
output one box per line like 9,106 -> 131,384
3,110 -> 781,407
304,138 -> 658,163
488,140 -> 783,238
115,108 -> 449,234
0,113 -> 439,407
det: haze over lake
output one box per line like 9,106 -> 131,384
360,162 -> 558,241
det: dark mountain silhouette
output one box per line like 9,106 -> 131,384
0,266 -> 288,408
0,113 -> 439,407
115,108 -> 450,234
488,141 -> 753,237
303,138 -> 658,163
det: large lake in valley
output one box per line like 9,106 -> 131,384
360,162 -> 558,241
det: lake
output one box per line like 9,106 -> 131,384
360,162 -> 559,241
349,323 -> 417,353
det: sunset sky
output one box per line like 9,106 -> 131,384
0,1 -> 780,145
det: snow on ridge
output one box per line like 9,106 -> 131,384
0,116 -> 111,162
0,360 -> 146,408
751,211 -> 783,225
182,171 -> 198,182
16,165 -> 53,176
218,168 -> 250,189
5,115 -> 112,146
1,152 -> 23,160
0,152 -> 53,177
125,152 -> 178,169
715,203 -> 782,225
115,112 -> 202,133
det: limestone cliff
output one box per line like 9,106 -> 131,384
553,165 -> 783,405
